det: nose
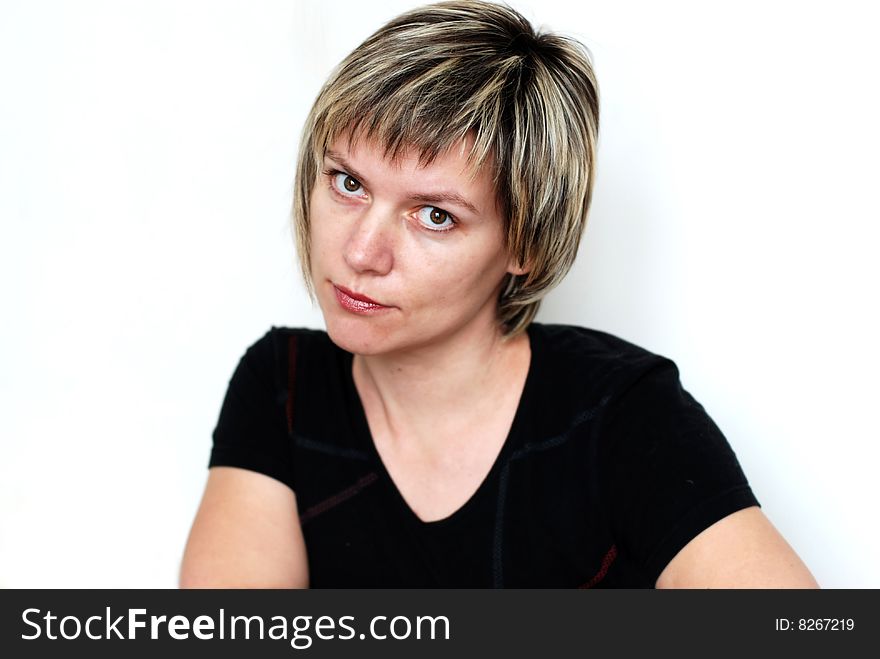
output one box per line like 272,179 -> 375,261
342,203 -> 395,276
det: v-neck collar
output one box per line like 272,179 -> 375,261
337,323 -> 543,530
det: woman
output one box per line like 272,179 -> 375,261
180,0 -> 818,588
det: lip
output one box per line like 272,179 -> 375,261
332,284 -> 393,315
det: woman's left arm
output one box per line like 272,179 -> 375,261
655,506 -> 820,588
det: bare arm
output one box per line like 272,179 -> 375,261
179,466 -> 309,588
655,506 -> 819,589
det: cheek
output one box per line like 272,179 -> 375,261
412,248 -> 508,304
308,196 -> 341,262
455,242 -> 510,283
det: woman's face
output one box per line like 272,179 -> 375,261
309,133 -> 525,357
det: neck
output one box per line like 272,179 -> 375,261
352,319 -> 530,458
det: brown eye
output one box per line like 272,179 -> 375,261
329,171 -> 362,195
343,175 -> 360,192
416,206 -> 455,232
429,208 -> 448,224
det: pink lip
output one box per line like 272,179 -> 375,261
333,284 -> 392,315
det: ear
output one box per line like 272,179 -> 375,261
506,255 -> 531,277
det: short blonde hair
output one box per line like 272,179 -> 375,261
293,0 -> 599,336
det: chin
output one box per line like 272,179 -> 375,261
323,315 -> 398,356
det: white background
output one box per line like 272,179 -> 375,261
1,0 -> 877,587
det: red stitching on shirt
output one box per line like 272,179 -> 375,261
286,334 -> 297,435
578,544 -> 617,588
299,472 -> 379,525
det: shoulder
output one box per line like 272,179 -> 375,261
529,322 -> 677,419
210,326 -> 341,481
235,326 -> 335,370
242,325 -> 333,355
532,322 -> 666,370
531,324 -> 723,457
220,326 -> 338,403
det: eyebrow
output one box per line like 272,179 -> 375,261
325,150 -> 480,215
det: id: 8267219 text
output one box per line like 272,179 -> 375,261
774,618 -> 854,631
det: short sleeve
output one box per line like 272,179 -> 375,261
601,359 -> 760,586
208,328 -> 296,492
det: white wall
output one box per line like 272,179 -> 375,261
1,0 -> 876,587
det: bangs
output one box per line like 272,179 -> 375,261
310,34 -> 526,181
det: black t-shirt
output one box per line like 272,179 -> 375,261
209,322 -> 759,587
